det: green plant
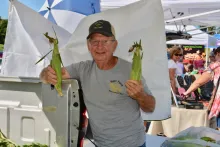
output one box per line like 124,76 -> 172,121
0,19 -> 8,44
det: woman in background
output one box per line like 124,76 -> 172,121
168,46 -> 183,94
183,47 -> 220,130
193,50 -> 205,70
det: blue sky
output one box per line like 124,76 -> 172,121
0,0 -> 45,19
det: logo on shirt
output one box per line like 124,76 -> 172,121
109,80 -> 124,95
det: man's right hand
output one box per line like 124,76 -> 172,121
40,65 -> 70,85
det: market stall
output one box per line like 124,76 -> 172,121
166,25 -> 217,68
147,107 -> 216,137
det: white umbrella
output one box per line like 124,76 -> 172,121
39,0 -> 100,33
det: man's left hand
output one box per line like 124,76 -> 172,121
125,80 -> 145,100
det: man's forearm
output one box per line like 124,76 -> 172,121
137,93 -> 155,112
185,72 -> 211,95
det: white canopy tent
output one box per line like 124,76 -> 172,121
101,0 -> 220,26
166,25 -> 217,48
100,0 -> 140,10
162,0 -> 220,26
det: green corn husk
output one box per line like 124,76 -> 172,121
129,40 -> 143,81
200,137 -> 216,143
0,130 -> 17,147
36,29 -> 63,96
0,130 -> 48,147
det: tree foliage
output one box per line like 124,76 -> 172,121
0,18 -> 8,44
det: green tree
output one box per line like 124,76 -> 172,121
0,19 -> 8,44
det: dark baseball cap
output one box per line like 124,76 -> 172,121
87,20 -> 115,39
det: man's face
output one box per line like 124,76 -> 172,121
87,33 -> 118,62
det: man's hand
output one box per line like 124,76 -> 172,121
125,80 -> 145,100
40,65 -> 70,85
125,80 -> 155,112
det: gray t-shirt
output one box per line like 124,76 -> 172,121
66,58 -> 152,147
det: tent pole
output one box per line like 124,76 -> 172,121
205,48 -> 209,69
165,9 -> 220,23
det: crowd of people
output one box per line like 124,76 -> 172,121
167,46 -> 220,130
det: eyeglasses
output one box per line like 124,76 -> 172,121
174,54 -> 183,56
89,39 -> 115,46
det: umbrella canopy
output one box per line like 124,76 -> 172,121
39,0 -> 100,33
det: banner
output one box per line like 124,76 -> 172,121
1,0 -> 71,77
61,0 -> 171,120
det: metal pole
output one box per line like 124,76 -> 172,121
205,48 -> 209,69
165,9 -> 220,23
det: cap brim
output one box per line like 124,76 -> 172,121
87,31 -> 113,39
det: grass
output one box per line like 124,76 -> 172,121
0,44 -> 4,51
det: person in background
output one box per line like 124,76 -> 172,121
193,50 -> 205,70
209,50 -> 216,64
184,64 -> 194,75
176,58 -> 184,75
168,46 -> 183,94
40,20 -> 155,146
183,59 -> 190,74
194,50 -> 202,60
183,47 -> 220,130
202,52 -> 206,61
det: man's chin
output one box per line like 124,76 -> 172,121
93,55 -> 106,61
94,58 -> 106,62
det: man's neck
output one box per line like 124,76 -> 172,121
96,56 -> 118,70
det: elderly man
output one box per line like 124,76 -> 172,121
40,20 -> 155,147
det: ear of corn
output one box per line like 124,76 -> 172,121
1,129 -> 48,146
129,40 -> 143,81
0,129 -> 17,147
36,28 -> 63,96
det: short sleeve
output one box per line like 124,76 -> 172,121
65,63 -> 81,80
65,61 -> 91,81
168,60 -> 177,69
